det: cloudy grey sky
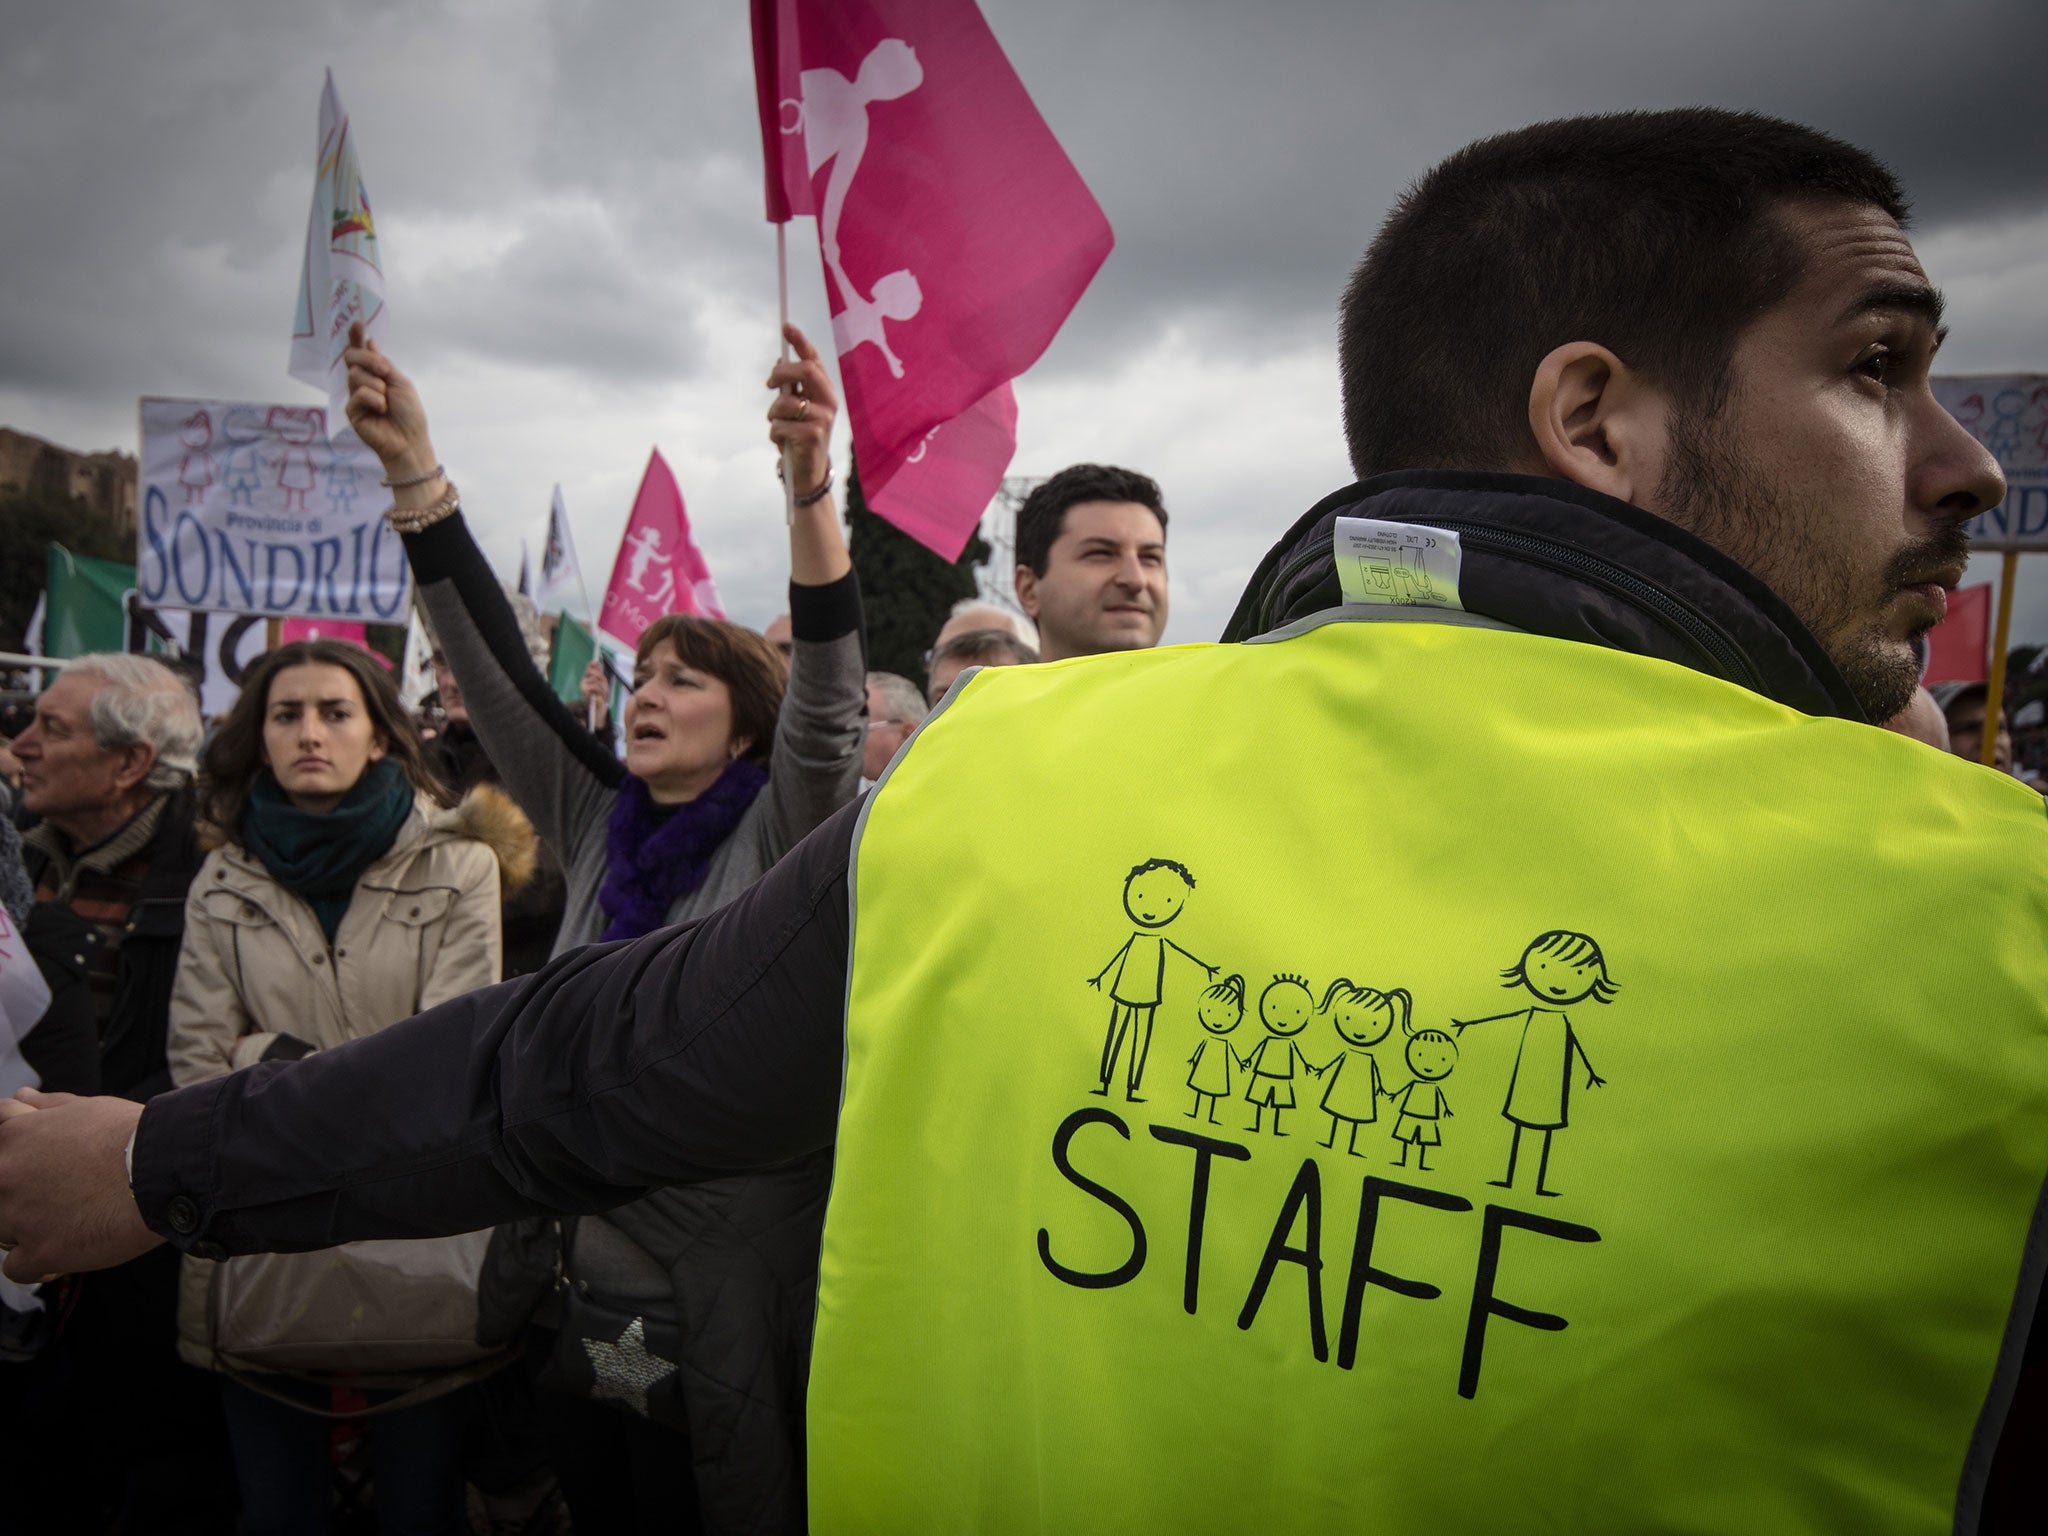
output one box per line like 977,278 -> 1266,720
4,0 -> 2046,644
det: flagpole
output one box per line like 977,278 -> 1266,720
777,223 -> 797,528
1982,550 -> 2020,767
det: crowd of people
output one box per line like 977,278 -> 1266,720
1,105 -> 2045,1532
0,321 -> 1178,1532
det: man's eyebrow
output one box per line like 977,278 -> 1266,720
1843,281 -> 1947,343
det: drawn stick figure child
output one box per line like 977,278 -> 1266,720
1185,973 -> 1246,1124
1455,930 -> 1616,1198
1317,980 -> 1406,1157
1389,1027 -> 1457,1172
1243,975 -> 1317,1136
1087,859 -> 1215,1103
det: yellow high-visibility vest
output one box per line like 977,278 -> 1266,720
815,616 -> 2048,1534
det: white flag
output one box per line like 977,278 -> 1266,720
399,609 -> 437,712
0,905 -> 50,1101
534,485 -> 587,617
289,69 -> 387,431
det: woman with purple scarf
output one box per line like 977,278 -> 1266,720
342,323 -> 865,1536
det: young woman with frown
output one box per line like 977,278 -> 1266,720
167,639 -> 534,1535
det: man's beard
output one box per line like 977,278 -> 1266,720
1656,411 -> 1964,723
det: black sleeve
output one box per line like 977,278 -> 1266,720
405,511 -> 623,790
19,963 -> 99,1097
132,797 -> 865,1257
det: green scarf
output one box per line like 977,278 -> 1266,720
241,757 -> 416,942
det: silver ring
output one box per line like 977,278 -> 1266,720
796,398 -> 811,421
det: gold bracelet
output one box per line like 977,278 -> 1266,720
385,480 -> 460,534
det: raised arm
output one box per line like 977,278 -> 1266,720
751,324 -> 866,858
342,327 -> 622,861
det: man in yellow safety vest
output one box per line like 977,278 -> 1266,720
2,107 -> 2041,1532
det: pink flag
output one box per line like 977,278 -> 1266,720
280,616 -> 379,659
752,0 -> 1112,559
599,450 -> 727,653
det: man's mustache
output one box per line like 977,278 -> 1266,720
1885,524 -> 1972,589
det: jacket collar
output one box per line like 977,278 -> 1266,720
1224,471 -> 1865,721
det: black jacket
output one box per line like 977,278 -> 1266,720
27,789 -> 203,1101
133,474 -> 2041,1519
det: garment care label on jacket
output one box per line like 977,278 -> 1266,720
1334,517 -> 1464,610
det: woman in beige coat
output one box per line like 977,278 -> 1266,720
167,637 -> 533,1536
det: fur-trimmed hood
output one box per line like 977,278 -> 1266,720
431,781 -> 538,898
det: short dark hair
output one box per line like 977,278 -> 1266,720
1015,464 -> 1168,576
1126,856 -> 1194,890
634,615 -> 785,767
1339,109 -> 1908,479
203,639 -> 444,837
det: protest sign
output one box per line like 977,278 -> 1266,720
291,69 -> 388,427
1935,375 -> 2048,552
598,451 -> 726,653
150,608 -> 273,718
137,397 -> 408,622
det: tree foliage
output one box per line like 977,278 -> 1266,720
844,458 -> 989,690
0,489 -> 131,652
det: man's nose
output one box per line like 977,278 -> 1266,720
1921,395 -> 2007,526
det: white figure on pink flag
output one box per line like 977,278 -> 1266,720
622,526 -> 677,608
599,450 -> 726,653
753,0 -> 1112,560
785,41 -> 926,377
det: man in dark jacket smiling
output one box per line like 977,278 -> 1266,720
1,110 -> 2037,1526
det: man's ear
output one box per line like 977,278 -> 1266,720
110,742 -> 158,796
1526,342 -> 1669,506
1013,564 -> 1041,621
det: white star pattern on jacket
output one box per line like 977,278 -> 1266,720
581,1316 -> 677,1417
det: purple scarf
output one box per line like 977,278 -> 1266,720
597,760 -> 769,941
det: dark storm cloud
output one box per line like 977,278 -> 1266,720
997,0 -> 2048,377
0,0 -> 2041,464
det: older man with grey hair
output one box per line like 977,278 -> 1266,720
7,651 -> 233,1526
863,670 -> 930,788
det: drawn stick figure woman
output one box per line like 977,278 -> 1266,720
1186,973 -> 1246,1124
1317,980 -> 1405,1156
1455,930 -> 1616,1198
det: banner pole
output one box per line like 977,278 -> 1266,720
571,555 -> 602,731
777,223 -> 797,528
1982,549 -> 2020,767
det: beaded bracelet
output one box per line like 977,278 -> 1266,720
385,480 -> 461,534
793,467 -> 835,507
380,462 -> 446,489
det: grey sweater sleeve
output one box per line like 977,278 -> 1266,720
750,575 -> 868,865
404,513 -> 621,864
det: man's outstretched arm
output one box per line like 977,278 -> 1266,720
0,800 -> 863,1278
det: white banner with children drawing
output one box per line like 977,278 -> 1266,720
136,396 -> 409,622
1936,374 -> 2048,552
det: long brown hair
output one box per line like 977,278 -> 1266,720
633,616 -> 786,767
201,639 -> 446,835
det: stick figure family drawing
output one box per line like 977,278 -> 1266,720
1085,861 -> 1620,1194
